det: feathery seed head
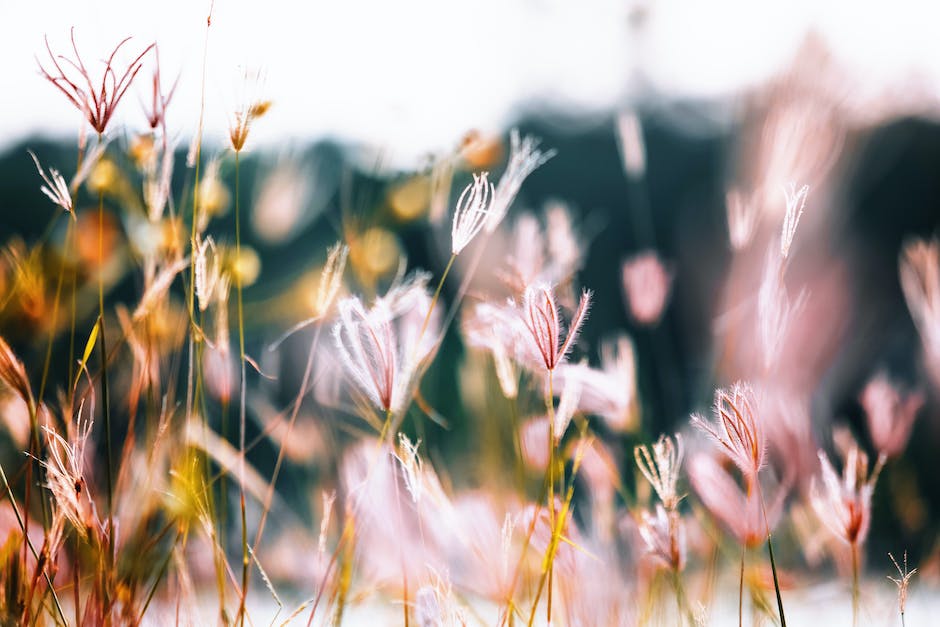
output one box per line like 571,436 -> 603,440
780,182 -> 809,259
38,29 -> 154,135
691,381 -> 765,482
520,283 -> 591,372
635,433 -> 684,510
451,172 -> 494,255
484,129 -> 556,233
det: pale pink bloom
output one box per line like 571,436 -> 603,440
691,381 -> 765,482
202,342 -> 235,404
634,433 -> 683,510
861,374 -> 924,460
444,493 -> 522,602
780,182 -> 809,259
0,393 -> 30,448
519,417 -> 550,471
726,188 -> 759,251
501,202 -> 584,301
757,247 -> 806,371
414,573 -> 469,627
332,273 -> 437,414
616,110 -> 646,178
462,301 -> 520,399
899,238 -> 940,382
340,440 -> 436,587
451,172 -> 494,255
811,444 -> 879,546
762,390 -> 818,492
554,335 -> 637,431
484,129 -> 556,233
637,504 -> 686,572
553,369 -> 582,442
689,453 -> 785,548
621,252 -> 672,326
520,283 -> 591,372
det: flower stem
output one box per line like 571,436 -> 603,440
766,535 -> 787,627
739,548 -> 745,627
852,541 -> 859,627
97,180 -> 115,577
234,149 -> 250,627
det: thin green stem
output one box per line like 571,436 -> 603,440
234,149 -> 250,627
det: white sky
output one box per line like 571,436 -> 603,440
4,0 -> 940,165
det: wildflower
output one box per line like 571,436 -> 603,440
462,302 -> 520,399
0,336 -> 32,407
143,45 -> 176,131
553,370 -> 582,442
637,504 -> 686,572
554,334 -> 637,431
451,172 -> 494,255
229,68 -> 270,153
860,374 -> 923,460
621,252 -> 673,326
757,247 -> 806,370
811,444 -> 879,546
780,182 -> 809,259
634,433 -> 683,510
615,110 -> 646,178
484,129 -> 556,233
37,29 -> 154,135
520,418 -> 550,471
691,381 -> 765,482
41,403 -> 99,537
194,236 -> 228,312
315,242 -> 348,316
27,150 -> 72,213
519,283 -> 591,372
332,274 -> 436,414
501,202 -> 584,297
726,187 -> 759,251
394,433 -> 424,504
689,452 -> 785,548
899,238 -> 940,381
888,551 -> 916,620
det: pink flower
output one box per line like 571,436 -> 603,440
860,374 -> 923,460
691,381 -> 765,483
621,252 -> 672,326
637,504 -> 686,572
38,29 -> 153,135
332,274 -> 437,414
899,238 -> 940,383
811,444 -> 878,546
520,283 -> 591,372
689,453 -> 785,548
554,334 -> 637,432
484,129 -> 556,233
